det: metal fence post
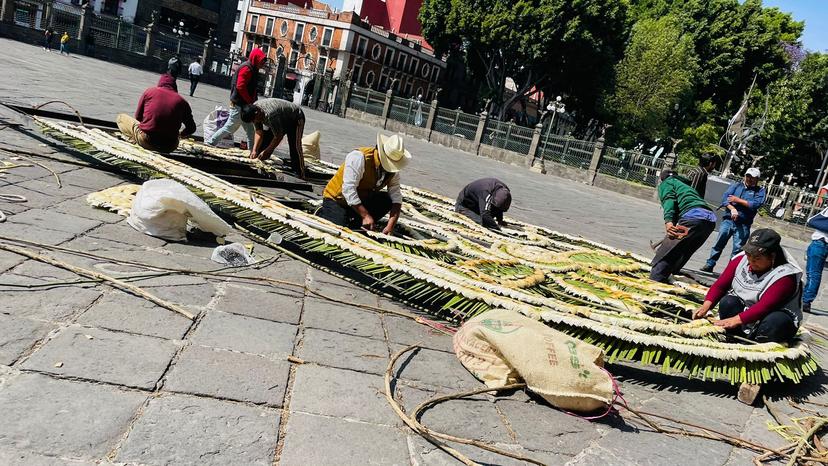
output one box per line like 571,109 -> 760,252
587,133 -> 607,186
78,3 -> 92,41
527,123 -> 545,173
338,78 -> 352,118
473,111 -> 488,153
382,89 -> 393,129
0,0 -> 13,23
425,99 -> 438,141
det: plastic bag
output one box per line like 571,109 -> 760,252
127,179 -> 232,241
203,106 -> 234,148
211,243 -> 254,266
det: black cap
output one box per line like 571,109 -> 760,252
742,228 -> 781,256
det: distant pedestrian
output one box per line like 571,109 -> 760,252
206,48 -> 266,149
43,28 -> 54,51
802,206 -> 828,313
167,54 -> 182,80
59,31 -> 70,55
84,31 -> 95,56
188,57 -> 203,97
700,168 -> 766,273
684,153 -> 719,198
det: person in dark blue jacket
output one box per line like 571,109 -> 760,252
803,207 -> 828,313
700,168 -> 766,272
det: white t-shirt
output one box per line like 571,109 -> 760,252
341,150 -> 402,206
188,62 -> 203,76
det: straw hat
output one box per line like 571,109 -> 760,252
376,133 -> 412,173
302,131 -> 321,160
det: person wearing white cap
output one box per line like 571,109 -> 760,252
319,133 -> 412,234
700,167 -> 767,273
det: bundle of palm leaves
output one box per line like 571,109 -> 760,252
37,118 -> 819,386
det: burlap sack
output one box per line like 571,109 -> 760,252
453,309 -> 614,412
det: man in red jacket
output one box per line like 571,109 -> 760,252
116,74 -> 196,153
206,47 -> 266,150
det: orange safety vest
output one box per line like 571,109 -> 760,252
323,147 -> 393,206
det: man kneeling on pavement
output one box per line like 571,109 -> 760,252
117,74 -> 196,153
318,133 -> 411,235
455,178 -> 512,230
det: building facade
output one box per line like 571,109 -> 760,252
234,0 -> 445,102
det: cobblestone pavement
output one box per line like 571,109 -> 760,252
1,38 -> 827,465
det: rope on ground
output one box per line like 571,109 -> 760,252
33,100 -> 85,127
0,148 -> 62,188
384,344 -> 481,466
0,242 -> 194,320
0,193 -> 27,223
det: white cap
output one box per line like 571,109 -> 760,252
745,167 -> 761,178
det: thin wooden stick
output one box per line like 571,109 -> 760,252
0,242 -> 194,320
385,344 -> 479,466
787,418 -> 828,466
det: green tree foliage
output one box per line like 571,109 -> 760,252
419,0 -> 628,120
607,15 -> 697,145
757,53 -> 828,181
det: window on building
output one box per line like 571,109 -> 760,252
289,50 -> 299,68
276,45 -> 284,57
365,71 -> 375,87
293,22 -> 305,42
409,57 -> 419,75
421,63 -> 430,78
260,43 -> 269,57
371,43 -> 381,60
416,87 -> 424,98
317,55 -> 328,72
303,53 -> 313,69
432,67 -> 440,83
309,26 -> 318,42
404,81 -> 413,96
379,74 -> 388,91
383,49 -> 394,67
235,11 -> 240,23
353,64 -> 363,84
280,20 -> 288,36
246,40 -> 254,56
264,18 -> 274,36
249,14 -> 258,33
397,54 -> 407,71
356,37 -> 368,56
322,27 -> 334,47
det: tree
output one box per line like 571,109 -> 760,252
606,15 -> 697,145
756,53 -> 828,181
419,0 -> 629,120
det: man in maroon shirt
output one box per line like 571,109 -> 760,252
692,229 -> 802,343
117,74 -> 196,153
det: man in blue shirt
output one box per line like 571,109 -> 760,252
700,167 -> 766,272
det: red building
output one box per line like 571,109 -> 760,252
342,0 -> 427,47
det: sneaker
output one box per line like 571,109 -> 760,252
700,264 -> 714,273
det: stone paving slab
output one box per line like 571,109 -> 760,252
278,412 -> 409,466
163,345 -> 290,406
115,394 -> 280,466
0,250 -> 26,274
0,373 -> 146,458
76,291 -> 192,340
495,399 -> 604,456
406,434 -> 572,466
392,345 -> 482,390
383,311 -> 454,353
298,328 -> 390,375
50,196 -> 125,224
4,208 -> 101,235
302,297 -> 386,340
0,221 -> 83,246
290,364 -> 400,426
215,283 -> 304,324
0,446 -> 103,466
419,396 -> 514,444
0,314 -> 53,366
190,310 -> 297,357
0,279 -> 102,322
84,222 -> 167,249
56,168 -> 127,191
20,326 -> 179,389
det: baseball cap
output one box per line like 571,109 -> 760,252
742,228 -> 781,256
745,167 -> 761,178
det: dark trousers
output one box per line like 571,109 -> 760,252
456,205 -> 481,224
718,294 -> 797,343
318,194 -> 392,228
189,77 -> 199,96
650,218 -> 715,282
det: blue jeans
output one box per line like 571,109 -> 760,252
705,219 -> 750,268
804,239 -> 828,304
206,104 -> 255,146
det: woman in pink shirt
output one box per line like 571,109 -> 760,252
692,229 -> 802,343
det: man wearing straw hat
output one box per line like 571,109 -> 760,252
319,133 -> 412,235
